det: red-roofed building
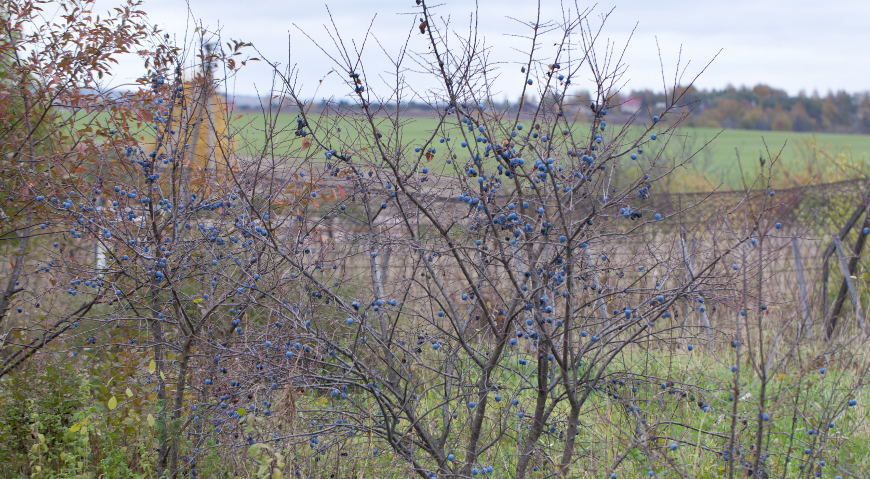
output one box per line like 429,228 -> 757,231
619,98 -> 642,114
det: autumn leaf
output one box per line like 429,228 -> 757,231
301,137 -> 311,149
147,414 -> 155,427
69,420 -> 85,433
126,388 -> 133,397
148,359 -> 156,374
419,19 -> 428,34
426,152 -> 433,162
107,396 -> 118,410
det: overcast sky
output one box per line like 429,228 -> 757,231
106,0 -> 870,100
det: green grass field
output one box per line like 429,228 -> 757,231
658,127 -> 870,189
105,110 -> 870,190
229,114 -> 870,190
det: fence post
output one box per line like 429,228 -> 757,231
583,248 -> 610,329
681,236 -> 712,339
821,200 -> 868,317
791,235 -> 811,338
832,236 -> 866,335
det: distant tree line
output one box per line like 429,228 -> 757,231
599,84 -> 870,134
241,84 -> 870,134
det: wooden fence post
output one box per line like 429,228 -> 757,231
821,199 -> 868,317
832,236 -> 866,335
583,248 -> 610,329
681,236 -> 712,339
791,235 -> 811,338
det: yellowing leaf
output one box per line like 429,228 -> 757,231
237,408 -> 246,415
317,397 -> 328,405
69,421 -> 84,433
148,359 -> 156,374
126,388 -> 133,397
107,396 -> 118,410
147,414 -> 155,427
160,371 -> 166,380
192,298 -> 203,303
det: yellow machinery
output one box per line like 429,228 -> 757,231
179,79 -> 235,178
154,50 -> 237,190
